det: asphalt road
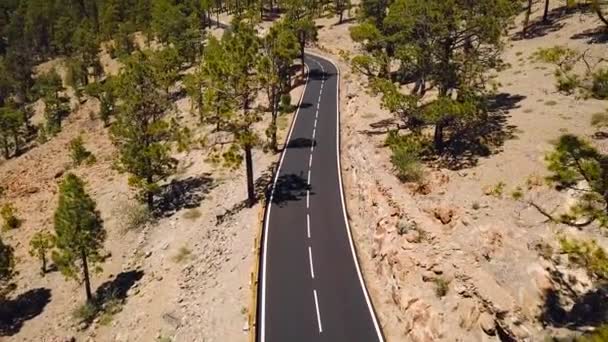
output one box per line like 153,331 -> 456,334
258,53 -> 384,342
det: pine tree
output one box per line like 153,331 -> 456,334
0,105 -> 26,159
29,231 -> 56,275
53,173 -> 105,303
111,51 -> 178,210
258,20 -> 299,152
0,235 -> 15,300
201,19 -> 262,206
286,16 -> 317,70
33,71 -> 70,136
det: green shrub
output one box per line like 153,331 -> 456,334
116,200 -> 152,231
591,112 -> 608,128
489,182 -> 506,198
433,277 -> 450,297
576,324 -> 608,341
386,132 -> 427,183
555,71 -> 580,94
511,186 -> 524,200
69,136 -> 96,166
1,204 -> 21,231
592,68 -> 608,99
172,246 -> 192,263
533,46 -> 578,65
73,301 -> 100,324
279,94 -> 292,113
182,208 -> 202,220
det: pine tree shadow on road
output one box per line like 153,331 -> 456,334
287,138 -> 317,149
0,288 -> 52,336
271,173 -> 312,207
154,174 -> 215,218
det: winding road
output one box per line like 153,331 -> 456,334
258,53 -> 384,342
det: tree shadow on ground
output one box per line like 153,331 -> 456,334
436,93 -> 525,170
541,284 -> 608,329
271,173 -> 311,207
154,174 -> 215,218
358,118 -> 400,136
571,27 -> 608,44
513,4 -> 593,41
0,288 -> 52,336
215,163 -> 276,225
95,270 -> 145,303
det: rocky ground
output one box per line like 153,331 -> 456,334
3,3 -> 608,342
314,3 -> 608,342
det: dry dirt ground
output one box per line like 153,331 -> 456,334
0,28 -> 305,342
3,4 -> 608,342
313,3 -> 608,342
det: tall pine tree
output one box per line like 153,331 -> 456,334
53,173 -> 105,303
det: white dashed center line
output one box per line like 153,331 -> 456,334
306,190 -> 310,208
313,289 -> 323,333
308,246 -> 315,279
307,213 -> 311,238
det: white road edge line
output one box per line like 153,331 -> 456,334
307,169 -> 311,185
312,127 -> 316,139
313,289 -> 323,333
308,246 -> 315,279
260,64 -> 310,342
306,51 -> 385,342
309,154 -> 313,168
307,213 -> 311,238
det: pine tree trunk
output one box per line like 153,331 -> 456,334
434,122 -> 445,153
81,249 -> 93,303
146,172 -> 154,210
300,37 -> 306,73
543,0 -> 550,22
41,254 -> 47,275
523,0 -> 533,37
245,146 -> 255,207
271,87 -> 278,153
3,137 -> 9,159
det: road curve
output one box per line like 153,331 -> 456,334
257,53 -> 384,342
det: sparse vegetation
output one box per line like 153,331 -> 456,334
117,200 -> 152,232
72,301 -> 99,325
433,277 -> 450,297
386,132 -> 426,183
489,182 -> 506,198
29,231 -> 56,275
69,135 -> 96,166
1,203 -> 21,231
183,208 -> 202,220
172,246 -> 193,263
592,68 -> 608,99
560,237 -> 608,280
511,187 -> 524,200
